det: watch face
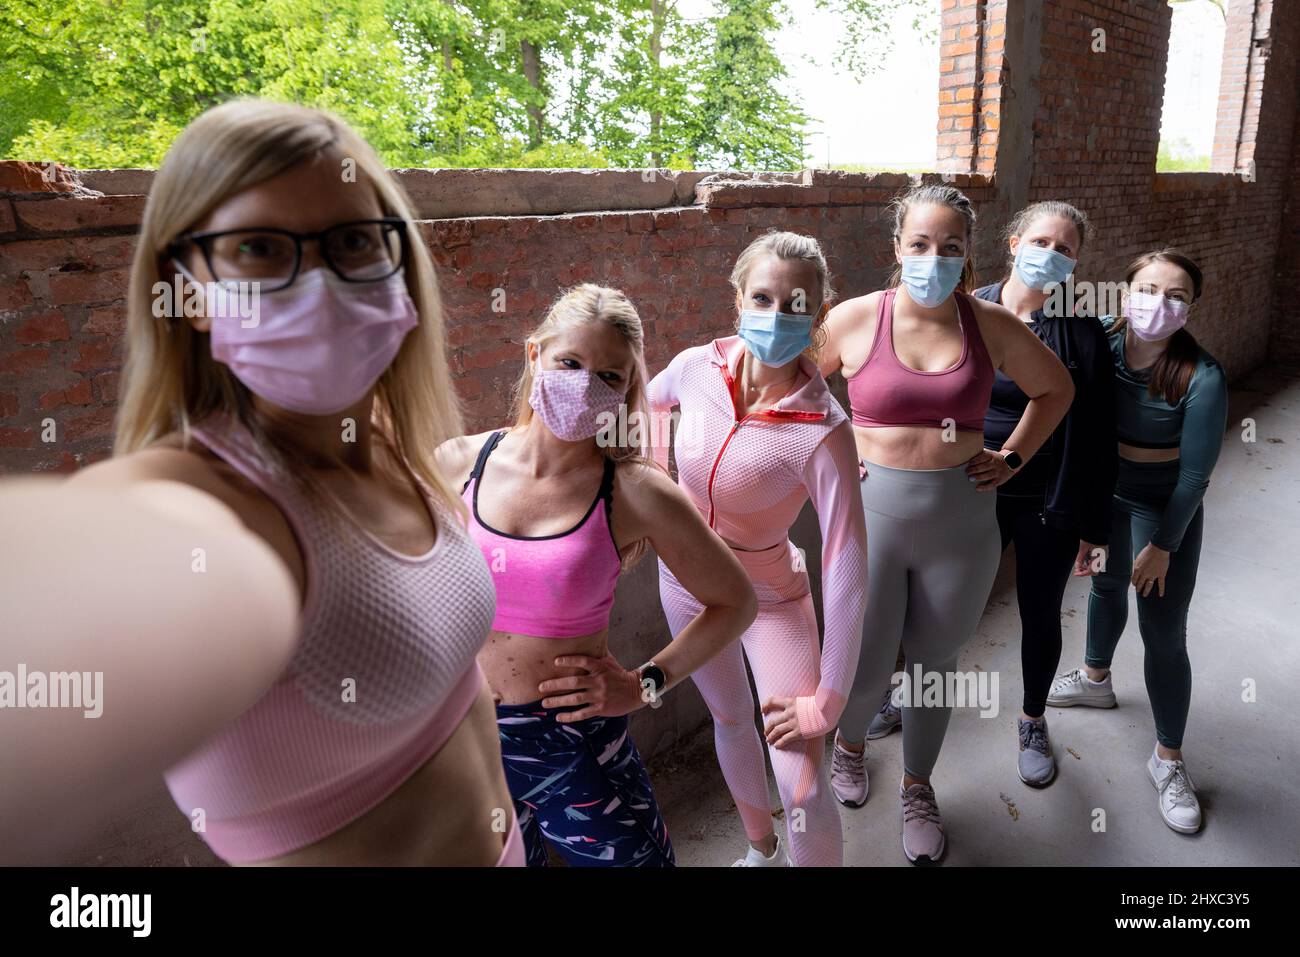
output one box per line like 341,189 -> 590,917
641,665 -> 666,691
1005,451 -> 1023,469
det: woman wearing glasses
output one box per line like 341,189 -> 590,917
0,98 -> 524,866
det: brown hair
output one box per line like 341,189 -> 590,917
1110,248 -> 1204,405
886,183 -> 978,294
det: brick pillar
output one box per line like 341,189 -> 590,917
936,0 -> 1008,177
1213,0 -> 1270,177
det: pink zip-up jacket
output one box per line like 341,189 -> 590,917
646,336 -> 868,738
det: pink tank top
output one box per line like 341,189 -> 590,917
846,288 -> 994,432
461,430 -> 621,638
163,413 -> 497,863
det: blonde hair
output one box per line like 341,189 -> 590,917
514,284 -> 649,463
513,283 -> 652,566
729,230 -> 836,358
114,98 -> 465,516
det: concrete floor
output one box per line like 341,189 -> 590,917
651,363 -> 1300,867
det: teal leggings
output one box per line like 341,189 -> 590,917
1085,460 -> 1203,749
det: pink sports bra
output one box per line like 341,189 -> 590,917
163,413 -> 497,863
462,430 -> 622,639
846,288 -> 995,432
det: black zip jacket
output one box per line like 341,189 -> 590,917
975,281 -> 1117,545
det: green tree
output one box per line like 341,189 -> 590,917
2,0 -> 426,167
596,0 -> 702,167
1,0 -> 934,170
687,0 -> 806,169
811,0 -> 935,74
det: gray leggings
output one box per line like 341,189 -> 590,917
839,459 -> 1001,778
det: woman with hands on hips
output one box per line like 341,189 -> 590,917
437,284 -> 757,867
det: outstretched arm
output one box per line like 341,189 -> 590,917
0,478 -> 298,862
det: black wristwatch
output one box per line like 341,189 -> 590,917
1000,448 -> 1024,471
637,662 -> 667,703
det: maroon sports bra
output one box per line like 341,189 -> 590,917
845,288 -> 994,432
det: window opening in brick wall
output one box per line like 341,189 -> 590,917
1157,0 -> 1229,172
779,1 -> 940,172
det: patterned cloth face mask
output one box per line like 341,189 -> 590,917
528,367 -> 626,441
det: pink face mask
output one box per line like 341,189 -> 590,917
177,263 -> 419,415
528,367 -> 625,442
1124,290 -> 1190,342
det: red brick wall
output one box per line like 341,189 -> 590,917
0,167 -> 996,474
0,166 -> 141,471
1214,0 -> 1263,173
1265,2 -> 1300,369
937,0 -> 1006,177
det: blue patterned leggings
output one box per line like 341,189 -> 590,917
496,701 -> 675,867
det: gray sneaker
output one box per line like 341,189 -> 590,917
867,684 -> 904,739
900,781 -> 945,865
1046,667 -> 1117,708
1017,716 -> 1056,787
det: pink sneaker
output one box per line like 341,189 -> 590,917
900,780 -> 945,864
830,733 -> 868,807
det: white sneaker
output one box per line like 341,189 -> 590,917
1147,747 -> 1202,834
830,732 -> 868,807
731,833 -> 790,867
1046,667 -> 1117,708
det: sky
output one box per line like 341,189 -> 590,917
772,1 -> 941,168
1160,0 -> 1228,160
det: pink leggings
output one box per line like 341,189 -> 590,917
658,541 -> 842,867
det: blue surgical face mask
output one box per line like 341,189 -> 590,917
1014,242 -> 1076,291
899,255 -> 964,308
737,309 -> 814,367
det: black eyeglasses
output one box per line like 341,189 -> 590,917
169,217 -> 410,292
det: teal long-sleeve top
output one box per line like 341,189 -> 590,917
1101,316 -> 1229,552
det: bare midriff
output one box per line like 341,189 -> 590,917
245,682 -> 514,866
853,424 -> 986,471
1118,442 -> 1180,463
480,627 -> 612,706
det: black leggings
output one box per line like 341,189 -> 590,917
996,494 -> 1080,718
